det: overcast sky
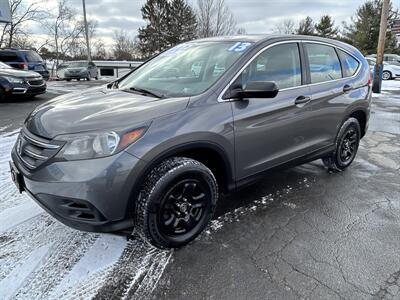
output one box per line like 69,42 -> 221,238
28,0 -> 400,46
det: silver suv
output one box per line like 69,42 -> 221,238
10,35 -> 372,249
64,61 -> 98,81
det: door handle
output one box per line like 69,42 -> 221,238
343,84 -> 353,93
295,96 -> 311,105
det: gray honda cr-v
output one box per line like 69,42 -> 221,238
10,35 -> 372,248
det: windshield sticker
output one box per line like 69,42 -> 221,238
228,42 -> 253,52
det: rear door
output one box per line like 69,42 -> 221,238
304,42 -> 361,147
231,42 -> 316,180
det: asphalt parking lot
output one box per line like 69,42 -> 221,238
0,80 -> 399,299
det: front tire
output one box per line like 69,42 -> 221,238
135,157 -> 218,249
322,117 -> 361,172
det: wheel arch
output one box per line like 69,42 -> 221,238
348,109 -> 367,137
126,141 -> 235,214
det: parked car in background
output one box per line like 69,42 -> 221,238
367,54 -> 400,66
10,35 -> 372,249
0,61 -> 46,100
64,61 -> 98,81
366,57 -> 400,80
0,48 -> 49,80
56,62 -> 71,80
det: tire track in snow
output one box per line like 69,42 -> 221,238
0,131 -> 173,300
93,239 -> 172,300
13,231 -> 99,300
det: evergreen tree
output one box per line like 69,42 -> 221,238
343,0 -> 398,55
315,15 -> 338,38
297,17 -> 315,35
137,0 -> 197,58
137,0 -> 170,58
168,0 -> 198,45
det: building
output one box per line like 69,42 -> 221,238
390,19 -> 400,46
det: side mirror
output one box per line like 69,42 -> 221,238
230,80 -> 279,99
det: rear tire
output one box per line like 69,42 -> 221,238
135,157 -> 218,249
382,70 -> 392,80
322,117 -> 361,172
66,79 -> 71,82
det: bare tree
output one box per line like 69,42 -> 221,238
112,30 -> 137,60
69,19 -> 98,59
44,0 -> 84,67
92,38 -> 108,59
196,0 -> 237,37
274,19 -> 296,34
0,0 -> 46,48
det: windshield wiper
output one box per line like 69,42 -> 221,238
129,87 -> 164,98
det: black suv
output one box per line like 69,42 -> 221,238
0,48 -> 49,80
10,35 -> 372,249
0,61 -> 46,100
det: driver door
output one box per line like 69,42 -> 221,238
231,42 -> 317,180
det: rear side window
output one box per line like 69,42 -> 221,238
23,50 -> 43,62
241,43 -> 302,89
0,51 -> 23,62
305,43 -> 341,84
338,50 -> 359,77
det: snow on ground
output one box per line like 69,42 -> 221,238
0,131 -> 172,300
379,78 -> 400,91
0,79 -> 399,299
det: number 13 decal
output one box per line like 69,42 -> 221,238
228,42 -> 253,52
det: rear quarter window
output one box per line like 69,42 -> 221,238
305,43 -> 342,84
338,50 -> 360,77
23,50 -> 43,62
0,51 -> 23,62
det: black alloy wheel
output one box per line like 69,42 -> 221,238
135,157 -> 218,249
158,179 -> 209,236
322,117 -> 361,172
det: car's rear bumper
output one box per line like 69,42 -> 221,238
10,145 -> 146,233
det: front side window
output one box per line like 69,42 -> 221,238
305,43 -> 341,84
118,41 -> 254,98
240,43 -> 302,90
338,50 -> 359,77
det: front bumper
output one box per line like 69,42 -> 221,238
11,146 -> 146,232
64,73 -> 87,79
5,82 -> 46,97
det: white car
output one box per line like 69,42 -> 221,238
366,57 -> 400,80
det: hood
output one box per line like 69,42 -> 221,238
0,68 -> 41,78
25,87 -> 190,139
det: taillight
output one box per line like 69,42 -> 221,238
18,63 -> 28,70
368,71 -> 373,87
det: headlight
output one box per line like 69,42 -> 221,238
4,76 -> 24,84
56,128 -> 146,160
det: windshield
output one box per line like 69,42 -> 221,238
0,62 -> 11,69
69,62 -> 88,68
118,41 -> 254,97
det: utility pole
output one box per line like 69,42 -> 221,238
373,0 -> 390,93
82,0 -> 92,62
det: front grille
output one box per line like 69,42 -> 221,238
28,78 -> 44,86
16,129 -> 62,170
